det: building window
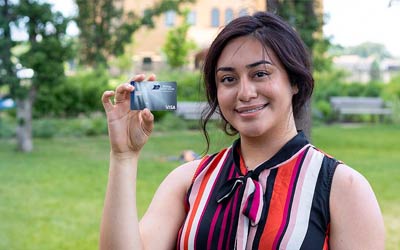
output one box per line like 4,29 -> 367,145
165,10 -> 176,27
211,8 -> 220,27
225,8 -> 234,24
187,11 -> 196,26
239,8 -> 248,17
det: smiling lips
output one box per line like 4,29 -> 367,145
235,103 -> 269,114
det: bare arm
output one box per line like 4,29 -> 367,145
100,153 -> 197,250
140,160 -> 199,249
330,164 -> 385,250
100,152 -> 143,250
99,74 -> 197,249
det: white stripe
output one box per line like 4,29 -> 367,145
285,149 -> 324,249
237,180 -> 254,250
186,148 -> 231,249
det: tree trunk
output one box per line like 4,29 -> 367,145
266,0 -> 280,13
16,87 -> 35,152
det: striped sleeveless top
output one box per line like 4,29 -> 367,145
176,132 -> 338,250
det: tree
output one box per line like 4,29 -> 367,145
75,0 -> 195,68
162,9 -> 196,69
370,59 -> 381,82
266,0 -> 325,140
0,0 -> 19,98
346,42 -> 392,60
0,0 -> 72,152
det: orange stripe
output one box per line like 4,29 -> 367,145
323,224 -> 330,250
259,156 -> 298,248
183,148 -> 228,249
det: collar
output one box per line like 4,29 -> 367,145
232,131 -> 309,176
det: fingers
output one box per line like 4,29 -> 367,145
104,73 -> 157,111
130,73 -> 146,82
141,108 -> 154,136
102,90 -> 115,112
129,73 -> 157,83
114,83 -> 134,104
147,73 -> 156,81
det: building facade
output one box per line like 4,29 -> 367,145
123,0 -> 266,71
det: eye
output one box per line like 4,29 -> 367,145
220,76 -> 236,84
254,71 -> 270,78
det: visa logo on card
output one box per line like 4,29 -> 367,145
130,81 -> 177,111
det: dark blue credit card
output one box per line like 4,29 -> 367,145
130,81 -> 177,111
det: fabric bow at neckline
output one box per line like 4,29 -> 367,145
216,171 -> 264,226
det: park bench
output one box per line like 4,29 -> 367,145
175,101 -> 219,120
330,96 -> 392,122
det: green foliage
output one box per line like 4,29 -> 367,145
382,73 -> 400,100
345,42 -> 392,60
15,0 -> 72,96
382,74 -> 400,122
34,67 -> 110,117
157,70 -> 203,101
0,0 -> 19,94
0,0 -> 73,100
162,9 -> 197,69
369,59 -> 381,82
313,67 -> 386,122
0,113 -> 15,138
271,0 -> 322,53
75,0 -> 195,68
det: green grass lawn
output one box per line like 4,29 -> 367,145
0,124 -> 399,249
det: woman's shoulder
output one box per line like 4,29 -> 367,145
167,159 -> 202,189
329,163 -> 385,249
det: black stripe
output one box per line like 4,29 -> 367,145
252,168 -> 278,249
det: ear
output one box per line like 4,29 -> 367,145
291,84 -> 299,95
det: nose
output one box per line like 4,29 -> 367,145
237,77 -> 257,102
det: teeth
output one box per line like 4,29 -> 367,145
241,105 -> 265,113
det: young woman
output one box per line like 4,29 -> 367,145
100,12 -> 384,250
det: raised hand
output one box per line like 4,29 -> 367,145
101,74 -> 156,155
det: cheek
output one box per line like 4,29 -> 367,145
217,87 -> 230,104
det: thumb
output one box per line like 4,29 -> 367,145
141,108 -> 154,136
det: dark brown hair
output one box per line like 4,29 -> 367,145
201,11 -> 314,152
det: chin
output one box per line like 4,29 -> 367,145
238,126 -> 268,138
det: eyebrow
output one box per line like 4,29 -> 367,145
246,60 -> 272,68
216,60 -> 272,73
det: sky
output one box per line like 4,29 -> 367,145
45,0 -> 400,57
323,0 -> 400,57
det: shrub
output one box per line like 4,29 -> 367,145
32,119 -> 58,138
0,113 -> 16,138
156,70 -> 203,101
34,67 -> 110,118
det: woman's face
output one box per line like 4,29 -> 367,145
215,36 -> 298,138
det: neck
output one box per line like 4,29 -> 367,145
239,123 -> 298,170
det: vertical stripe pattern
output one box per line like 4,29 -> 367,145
176,132 -> 338,250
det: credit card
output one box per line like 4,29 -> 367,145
130,81 -> 177,111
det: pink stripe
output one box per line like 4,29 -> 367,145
181,148 -> 229,250
193,150 -> 231,249
224,175 -> 241,250
279,148 -> 314,248
246,182 -> 262,224
272,149 -> 306,249
215,163 -> 237,249
246,169 -> 270,249
207,162 -> 236,249
207,204 -> 223,249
